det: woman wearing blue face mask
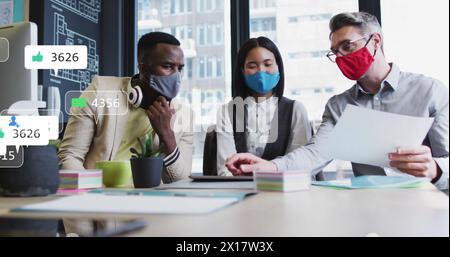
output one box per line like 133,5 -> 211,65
215,37 -> 312,176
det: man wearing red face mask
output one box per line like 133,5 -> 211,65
225,12 -> 449,190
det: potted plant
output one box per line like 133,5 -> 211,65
129,133 -> 165,188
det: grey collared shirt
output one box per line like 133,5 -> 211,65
273,64 -> 449,189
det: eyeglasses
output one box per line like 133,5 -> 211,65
326,34 -> 374,63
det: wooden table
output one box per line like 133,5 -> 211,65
0,184 -> 448,237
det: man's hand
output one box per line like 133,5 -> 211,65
389,146 -> 441,181
146,96 -> 177,155
225,153 -> 277,176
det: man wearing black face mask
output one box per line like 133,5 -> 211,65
58,32 -> 193,184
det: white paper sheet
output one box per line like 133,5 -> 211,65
324,105 -> 434,168
15,194 -> 239,215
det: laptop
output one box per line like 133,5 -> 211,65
189,175 -> 254,182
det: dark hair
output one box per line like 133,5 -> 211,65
233,37 -> 285,98
329,12 -> 382,39
138,32 -> 181,63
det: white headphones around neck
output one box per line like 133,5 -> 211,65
128,85 -> 144,108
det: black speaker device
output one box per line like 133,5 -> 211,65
0,146 -> 60,197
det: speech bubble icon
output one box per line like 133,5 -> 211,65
65,90 -> 129,123
0,115 -> 59,155
71,97 -> 88,108
24,45 -> 88,71
1,108 -> 65,134
0,37 -> 9,62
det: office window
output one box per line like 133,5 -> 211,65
138,0 -> 232,172
198,57 -> 206,78
138,1 -> 164,39
197,0 -> 204,12
198,26 -> 205,45
251,0 -> 276,9
288,13 -> 334,24
215,0 -> 223,10
215,24 -> 223,45
197,0 -> 222,13
186,58 -> 193,79
206,25 -> 213,45
162,0 -> 193,15
206,57 -> 213,78
139,0 -> 153,20
188,0 -> 193,12
197,56 -> 223,79
250,0 -> 359,121
250,17 -> 277,41
170,26 -> 176,36
381,0 -> 449,86
216,57 -> 223,78
177,0 -> 183,13
182,57 -> 194,80
187,26 -> 193,39
288,17 -> 298,23
161,0 -> 170,15
197,24 -> 223,46
250,18 -> 276,33
288,51 -> 328,60
179,27 -> 185,39
165,25 -> 193,41
206,0 -> 212,11
170,0 -> 176,14
197,0 -> 212,12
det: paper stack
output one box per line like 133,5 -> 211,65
15,194 -> 239,215
59,170 -> 103,190
255,171 -> 311,192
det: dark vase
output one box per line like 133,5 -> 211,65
0,146 -> 60,197
130,157 -> 163,188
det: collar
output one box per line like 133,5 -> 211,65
383,63 -> 400,91
353,63 -> 401,98
246,96 -> 278,109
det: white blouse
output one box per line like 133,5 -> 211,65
216,97 -> 312,176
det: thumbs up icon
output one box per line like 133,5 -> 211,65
32,51 -> 43,62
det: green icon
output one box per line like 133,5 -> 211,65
71,98 -> 88,108
0,128 -> 4,139
32,51 -> 43,62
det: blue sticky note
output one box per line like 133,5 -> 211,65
312,176 -> 429,190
